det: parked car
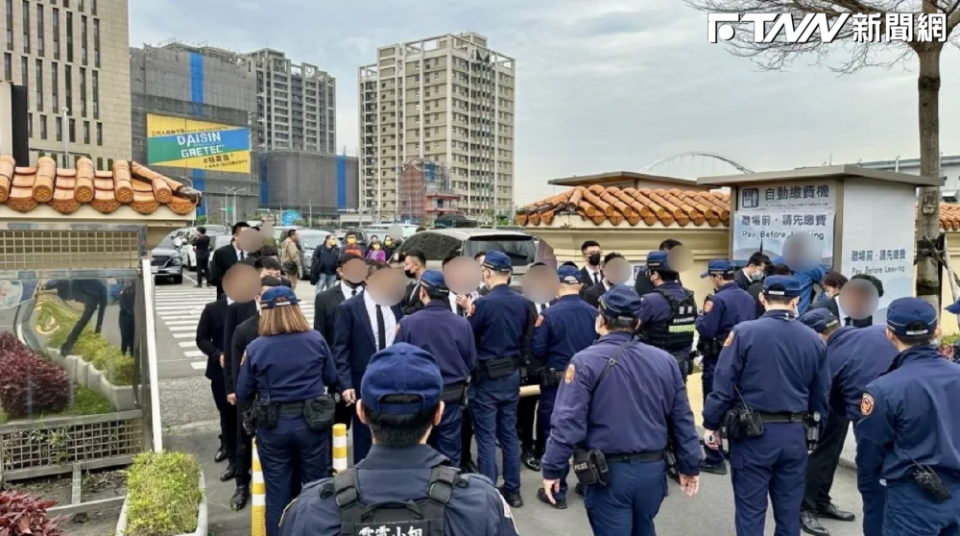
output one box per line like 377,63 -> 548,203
395,229 -> 536,284
298,230 -> 340,279
152,233 -> 184,284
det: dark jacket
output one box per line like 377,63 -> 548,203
332,296 -> 404,391
314,284 -> 357,343
196,298 -> 229,381
310,246 -> 341,285
227,314 -> 260,395
734,270 -> 752,291
583,281 -> 612,309
194,234 -> 211,259
579,266 -> 603,289
401,280 -> 424,316
209,243 -> 242,298
222,301 -> 259,394
809,297 -> 873,328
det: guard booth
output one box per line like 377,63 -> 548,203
697,165 -> 941,323
0,155 -> 198,513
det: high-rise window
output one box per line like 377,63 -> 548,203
51,62 -> 57,107
80,15 -> 86,64
66,12 -> 72,62
69,118 -> 75,142
92,19 -> 98,67
95,122 -> 101,145
20,56 -> 27,87
40,115 -> 47,139
64,64 -> 71,113
4,0 -> 12,51
91,0 -> 96,15
78,0 -> 83,11
83,120 -> 89,144
79,67 -> 85,116
35,59 -> 42,111
3,53 -> 10,80
27,112 -> 32,137
21,1 -> 28,53
55,116 -> 62,141
91,70 -> 98,119
36,4 -> 43,56
52,8 -> 59,59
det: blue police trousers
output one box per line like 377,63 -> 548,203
700,358 -> 723,466
882,474 -> 960,536
853,426 -> 885,536
538,385 -> 568,500
584,459 -> 667,536
257,417 -> 329,536
429,400 -> 463,467
469,370 -> 522,494
730,423 -> 807,536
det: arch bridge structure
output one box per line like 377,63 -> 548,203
639,152 -> 754,180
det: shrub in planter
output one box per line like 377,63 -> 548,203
0,490 -> 64,536
74,333 -> 109,363
0,332 -> 27,355
0,347 -> 71,419
92,346 -> 135,387
125,451 -> 202,536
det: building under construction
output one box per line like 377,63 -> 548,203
398,159 -> 462,224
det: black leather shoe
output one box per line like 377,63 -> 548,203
536,488 -> 567,510
214,446 -> 228,463
699,460 -> 728,475
521,450 -> 541,471
574,483 -> 585,496
801,511 -> 829,536
220,463 -> 237,482
231,485 -> 250,511
460,460 -> 478,474
817,504 -> 855,522
497,487 -> 523,508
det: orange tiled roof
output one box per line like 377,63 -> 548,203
515,185 -> 731,228
0,155 -> 201,216
938,203 -> 960,231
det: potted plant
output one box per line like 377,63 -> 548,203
116,451 -> 207,536
0,491 -> 64,536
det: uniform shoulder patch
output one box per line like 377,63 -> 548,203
564,363 -> 576,384
723,331 -> 735,347
535,315 -> 544,328
861,393 -> 875,416
703,300 -> 714,314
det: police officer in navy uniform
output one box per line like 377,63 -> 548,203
857,298 -> 960,536
703,275 -> 830,536
637,250 -> 698,381
466,250 -> 531,508
695,259 -> 757,476
396,270 -> 477,467
530,264 -> 598,509
542,286 -> 701,535
797,310 -> 898,536
236,286 -> 339,536
278,343 -> 520,536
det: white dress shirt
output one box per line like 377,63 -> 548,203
448,291 -> 478,315
340,281 -> 361,300
585,266 -> 602,287
363,291 -> 397,348
235,247 -> 246,261
835,299 -> 851,326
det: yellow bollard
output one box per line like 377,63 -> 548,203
333,423 -> 348,473
251,438 -> 266,536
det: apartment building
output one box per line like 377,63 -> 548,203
246,48 -> 335,154
1,0 -> 131,167
358,32 -> 515,222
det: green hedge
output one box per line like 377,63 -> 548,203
125,451 -> 202,536
47,326 -> 135,386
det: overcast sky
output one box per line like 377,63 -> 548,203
129,0 -> 960,205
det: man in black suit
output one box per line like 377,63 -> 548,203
195,296 -> 233,471
194,227 -> 212,288
224,275 -> 283,511
583,252 -> 627,308
635,239 -> 683,296
208,222 -> 250,299
400,247 -> 427,315
313,256 -> 368,340
735,252 -> 771,291
579,240 -> 603,290
333,262 -> 405,463
61,279 -> 108,357
809,273 -> 883,328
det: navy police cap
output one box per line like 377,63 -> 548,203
599,285 -> 642,320
701,259 -> 734,278
762,275 -> 802,298
646,250 -> 670,271
419,270 -> 449,295
558,265 -> 581,284
260,286 -> 300,309
886,297 -> 938,337
799,309 -> 839,333
482,251 -> 513,273
361,343 -> 443,415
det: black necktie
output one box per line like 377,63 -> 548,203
844,317 -> 852,327
351,288 -> 357,297
594,273 -> 600,286
376,305 -> 387,350
239,251 -> 245,261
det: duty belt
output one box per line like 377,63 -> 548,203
441,382 -> 467,403
756,412 -> 806,424
277,401 -> 306,417
603,451 -> 665,464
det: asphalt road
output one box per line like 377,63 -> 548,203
153,277 -> 869,536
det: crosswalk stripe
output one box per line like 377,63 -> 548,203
173,332 -> 194,339
178,341 -> 197,348
190,361 -> 207,370
184,350 -> 205,358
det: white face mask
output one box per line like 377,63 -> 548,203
595,315 -> 603,336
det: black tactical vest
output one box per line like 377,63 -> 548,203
638,288 -> 697,353
335,465 -> 460,536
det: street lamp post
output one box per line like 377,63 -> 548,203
232,188 -> 247,226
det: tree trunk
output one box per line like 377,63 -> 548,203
915,45 -> 943,311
